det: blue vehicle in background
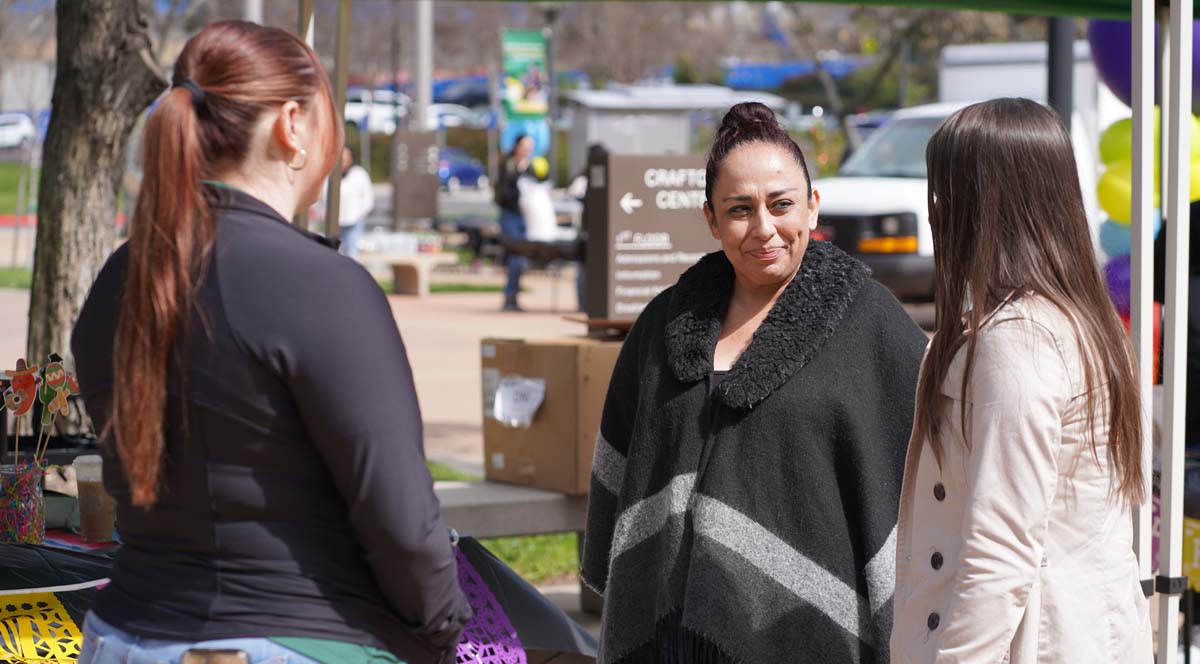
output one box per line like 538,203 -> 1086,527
439,147 -> 488,191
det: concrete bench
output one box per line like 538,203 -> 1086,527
434,480 -> 601,614
362,252 -> 459,297
435,480 -> 587,537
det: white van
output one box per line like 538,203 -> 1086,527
814,102 -> 1101,300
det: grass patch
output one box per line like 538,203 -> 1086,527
427,460 -> 479,482
0,162 -> 21,216
375,279 -> 506,295
0,162 -> 38,216
430,282 -> 504,294
425,461 -> 578,585
0,267 -> 31,289
479,533 -> 578,585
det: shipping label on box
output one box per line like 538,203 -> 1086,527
492,376 -> 546,428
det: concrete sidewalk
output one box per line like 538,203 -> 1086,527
0,268 -> 584,475
382,270 -> 585,474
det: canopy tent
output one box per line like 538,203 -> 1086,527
1132,6 -> 1189,664
303,0 -> 1184,660
499,0 -> 1181,18
740,0 -> 1147,18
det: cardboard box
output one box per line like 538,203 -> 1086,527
480,337 -> 622,495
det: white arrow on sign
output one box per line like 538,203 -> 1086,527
619,192 -> 644,215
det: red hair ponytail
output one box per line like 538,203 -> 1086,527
111,21 -> 340,506
114,86 -> 211,507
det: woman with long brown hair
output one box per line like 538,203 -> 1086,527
891,98 -> 1152,663
70,21 -> 469,664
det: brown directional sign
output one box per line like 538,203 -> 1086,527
391,130 -> 439,227
585,153 -> 717,321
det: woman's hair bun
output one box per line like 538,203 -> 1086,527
718,101 -> 780,137
706,101 -> 811,204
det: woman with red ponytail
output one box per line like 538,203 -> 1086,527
71,21 -> 469,664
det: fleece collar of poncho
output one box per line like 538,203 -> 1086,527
664,240 -> 869,410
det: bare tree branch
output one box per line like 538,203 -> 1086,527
145,0 -> 209,62
846,16 -> 926,111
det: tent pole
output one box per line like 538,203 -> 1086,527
1158,0 -> 1193,660
1129,0 -> 1156,615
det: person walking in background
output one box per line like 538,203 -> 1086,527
582,102 -> 926,662
71,21 -> 469,664
332,146 -> 374,258
891,98 -> 1151,663
495,134 -> 533,312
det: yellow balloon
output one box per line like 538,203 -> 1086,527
1098,163 -> 1132,224
531,156 -> 549,180
1099,117 -> 1140,165
1128,159 -> 1200,204
1098,110 -> 1200,165
1192,114 -> 1200,161
1098,159 -> 1161,224
1192,160 -> 1200,203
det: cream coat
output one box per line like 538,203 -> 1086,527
891,297 -> 1152,664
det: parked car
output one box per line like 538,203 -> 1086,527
0,113 -> 35,149
436,79 -> 491,108
425,104 -> 486,131
814,102 -> 1100,301
438,147 -> 488,191
344,88 -> 411,134
845,110 -> 892,142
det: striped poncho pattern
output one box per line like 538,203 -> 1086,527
582,243 -> 927,663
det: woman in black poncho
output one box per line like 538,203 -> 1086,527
581,102 -> 926,663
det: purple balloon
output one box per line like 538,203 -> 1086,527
1087,18 -> 1200,107
1105,253 -> 1133,317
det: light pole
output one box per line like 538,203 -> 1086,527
244,0 -> 263,24
539,2 -> 562,184
414,0 -> 434,133
1046,16 -> 1074,124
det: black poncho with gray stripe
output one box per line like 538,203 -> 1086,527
582,242 -> 926,663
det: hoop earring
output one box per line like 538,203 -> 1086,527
288,148 -> 308,171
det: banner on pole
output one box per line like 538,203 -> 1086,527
501,29 -> 548,120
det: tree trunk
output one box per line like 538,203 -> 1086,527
27,0 -> 164,367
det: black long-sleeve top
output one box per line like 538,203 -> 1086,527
71,185 -> 470,663
494,156 -> 527,214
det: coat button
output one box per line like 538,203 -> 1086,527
927,612 -> 940,630
931,551 -> 944,570
933,483 -> 946,501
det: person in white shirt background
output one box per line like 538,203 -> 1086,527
330,146 -> 375,258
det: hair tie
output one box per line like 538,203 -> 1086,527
173,76 -> 205,107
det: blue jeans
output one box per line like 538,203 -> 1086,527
78,612 -> 322,664
498,209 -> 527,301
340,222 -> 364,259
